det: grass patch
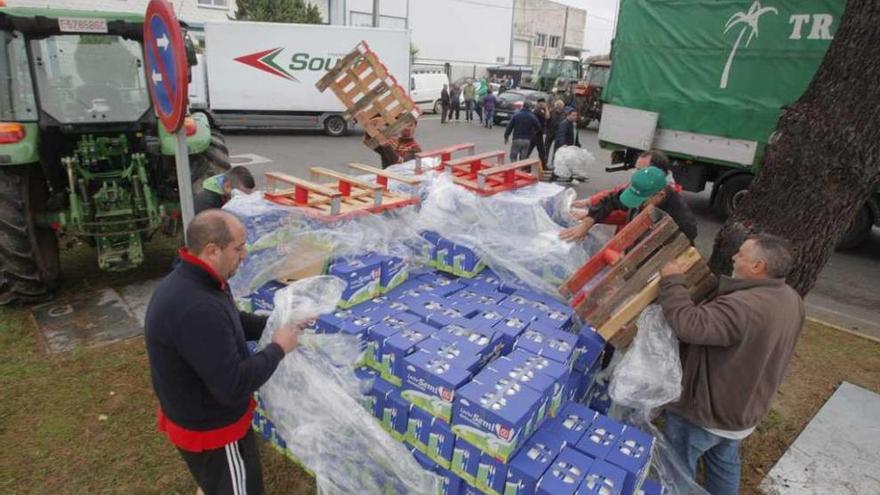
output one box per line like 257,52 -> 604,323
0,239 -> 877,493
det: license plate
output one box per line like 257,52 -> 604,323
59,18 -> 108,33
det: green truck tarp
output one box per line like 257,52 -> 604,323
603,0 -> 846,146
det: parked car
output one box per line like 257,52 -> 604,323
411,72 -> 451,114
493,89 -> 550,124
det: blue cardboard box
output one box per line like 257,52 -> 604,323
366,254 -> 409,294
605,426 -> 655,495
574,326 -> 606,373
370,377 -> 397,420
476,451 -> 508,495
434,237 -> 456,269
354,366 -> 380,411
384,322 -> 434,380
402,348 -> 474,422
437,323 -> 499,357
366,323 -> 400,376
404,293 -> 452,321
328,256 -> 382,308
469,305 -> 516,330
425,302 -> 482,329
637,479 -> 664,495
516,326 -> 579,370
505,429 -> 567,495
575,414 -> 625,460
436,466 -> 463,495
338,311 -> 377,338
492,312 -> 532,353
575,459 -> 627,495
587,380 -> 612,416
381,388 -> 410,440
383,311 -> 423,330
545,401 -> 599,447
418,335 -> 485,374
427,417 -> 456,469
536,446 -> 593,495
489,349 -> 570,421
249,280 -> 288,313
452,243 -> 485,277
315,308 -> 354,333
447,287 -> 504,307
452,369 -> 544,463
417,272 -> 469,297
451,436 -> 482,487
406,402 -> 434,452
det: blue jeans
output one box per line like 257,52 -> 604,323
483,108 -> 494,127
664,413 -> 742,495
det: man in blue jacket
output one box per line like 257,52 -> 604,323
145,210 -> 308,495
503,102 -> 542,161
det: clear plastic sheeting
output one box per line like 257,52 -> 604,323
553,145 -> 595,179
257,277 -> 440,495
609,304 -> 682,410
415,173 -> 608,297
606,305 -> 709,495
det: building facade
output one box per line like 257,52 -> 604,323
511,0 -> 586,68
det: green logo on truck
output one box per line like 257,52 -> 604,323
235,48 -> 341,81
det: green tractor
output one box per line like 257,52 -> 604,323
0,7 -> 231,304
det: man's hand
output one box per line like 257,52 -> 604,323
272,320 -> 310,354
570,209 -> 589,222
504,137 -> 509,145
571,198 -> 589,209
660,260 -> 685,278
559,217 -> 595,242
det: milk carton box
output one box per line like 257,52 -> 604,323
437,322 -> 503,367
384,322 -> 434,381
636,479 -> 664,495
505,429 -> 567,495
452,369 -> 544,463
435,237 -> 456,270
545,402 -> 598,447
425,302 -> 482,329
417,272 -> 469,297
516,326 -> 579,370
535,446 -> 593,495
605,426 -> 655,495
476,451 -> 508,495
381,388 -> 410,440
575,459 -> 627,495
574,326 -> 606,374
426,417 -> 456,469
469,305 -> 515,330
329,256 -> 382,308
315,308 -> 354,333
418,335 -> 486,375
382,310 -> 423,330
587,379 -> 612,416
402,348 -> 474,422
337,311 -> 378,338
370,377 -> 397,420
488,349 -> 570,421
492,312 -> 532,353
451,436 -> 482,486
403,292 -> 452,321
365,254 -> 409,294
354,366 -> 380,414
413,450 -> 464,495
249,280 -> 287,313
452,243 -> 486,278
574,415 -> 625,460
447,287 -> 507,307
406,403 -> 434,452
366,323 -> 400,377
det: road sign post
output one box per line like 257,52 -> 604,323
144,0 -> 193,240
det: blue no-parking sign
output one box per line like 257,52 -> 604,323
143,0 -> 187,132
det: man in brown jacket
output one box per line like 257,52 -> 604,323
658,233 -> 804,495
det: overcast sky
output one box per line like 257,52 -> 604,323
548,0 -> 618,56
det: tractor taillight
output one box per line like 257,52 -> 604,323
184,117 -> 197,136
0,123 -> 26,144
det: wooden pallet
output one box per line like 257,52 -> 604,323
315,41 -> 420,148
559,206 -> 716,346
444,152 -> 540,196
263,168 -> 418,221
414,143 -> 476,173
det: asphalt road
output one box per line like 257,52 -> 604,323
223,115 -> 880,338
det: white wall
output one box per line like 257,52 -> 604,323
12,0 -> 237,23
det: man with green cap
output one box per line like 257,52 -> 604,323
560,166 -> 698,242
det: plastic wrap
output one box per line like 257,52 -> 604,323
414,173 -> 609,296
606,305 -> 709,495
553,145 -> 595,179
256,276 -> 440,494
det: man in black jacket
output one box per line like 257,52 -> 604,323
503,103 -> 542,161
544,99 -> 566,168
440,84 -> 450,124
146,210 -> 307,495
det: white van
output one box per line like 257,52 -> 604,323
410,72 -> 450,114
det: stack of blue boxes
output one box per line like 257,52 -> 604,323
247,251 -> 661,495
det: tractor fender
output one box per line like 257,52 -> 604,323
158,112 -> 212,156
0,123 -> 39,166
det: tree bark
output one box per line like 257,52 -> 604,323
709,0 -> 880,296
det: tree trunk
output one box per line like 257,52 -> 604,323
709,0 -> 880,296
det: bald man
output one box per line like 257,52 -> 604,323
145,210 -> 308,495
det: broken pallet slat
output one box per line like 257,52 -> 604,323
414,143 -> 476,173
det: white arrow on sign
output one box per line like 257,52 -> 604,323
152,71 -> 163,84
157,33 -> 169,51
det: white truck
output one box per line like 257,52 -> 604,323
189,21 -> 411,136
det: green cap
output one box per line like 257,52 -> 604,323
620,166 -> 667,209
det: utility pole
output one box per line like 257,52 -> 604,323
508,0 -> 517,65
372,0 -> 380,27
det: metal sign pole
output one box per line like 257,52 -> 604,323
175,129 -> 194,241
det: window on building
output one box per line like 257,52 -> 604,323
549,36 -> 560,48
198,0 -> 229,7
534,33 -> 546,47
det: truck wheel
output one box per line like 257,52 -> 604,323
712,174 -> 753,219
190,130 -> 231,194
837,206 -> 872,250
324,115 -> 348,137
0,166 -> 60,304
433,100 -> 443,114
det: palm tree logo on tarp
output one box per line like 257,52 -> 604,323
720,1 -> 778,89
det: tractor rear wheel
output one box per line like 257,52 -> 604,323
190,129 -> 231,194
0,166 -> 60,305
